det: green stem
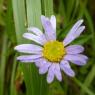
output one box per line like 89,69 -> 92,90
0,33 -> 8,95
10,56 -> 17,95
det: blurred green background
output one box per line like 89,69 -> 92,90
0,0 -> 95,95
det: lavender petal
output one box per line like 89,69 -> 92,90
39,61 -> 51,74
63,20 -> 84,46
50,15 -> 56,31
17,55 -> 42,62
23,33 -> 46,45
14,44 -> 42,54
27,27 -> 43,36
47,64 -> 55,83
41,15 -> 56,41
60,60 -> 75,77
64,54 -> 88,65
66,45 -> 84,54
53,64 -> 62,81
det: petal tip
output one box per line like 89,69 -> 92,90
22,33 -> 26,38
14,46 -> 18,51
27,27 -> 32,31
22,33 -> 28,38
17,57 -> 20,60
47,79 -> 52,84
14,46 -> 16,50
83,26 -> 85,29
71,72 -> 75,77
51,15 -> 55,18
80,19 -> 84,23
78,19 -> 84,24
41,15 -> 45,20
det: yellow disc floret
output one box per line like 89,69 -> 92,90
43,41 -> 66,62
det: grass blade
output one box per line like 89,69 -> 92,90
0,33 -> 8,95
12,0 -> 26,43
41,0 -> 53,16
74,78 -> 95,95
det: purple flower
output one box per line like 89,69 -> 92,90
14,15 -> 88,83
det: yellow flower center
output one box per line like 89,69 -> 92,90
43,41 -> 66,62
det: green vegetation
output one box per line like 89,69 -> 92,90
0,0 -> 95,95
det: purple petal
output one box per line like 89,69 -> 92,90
23,33 -> 47,45
39,61 -> 51,74
47,64 -> 55,83
66,45 -> 84,54
53,64 -> 62,81
63,19 -> 84,46
64,54 -> 88,65
17,55 -> 42,62
35,58 -> 47,67
50,15 -> 56,31
60,60 -> 75,77
14,44 -> 42,54
68,20 -> 84,35
41,15 -> 56,41
75,26 -> 85,38
27,27 -> 43,36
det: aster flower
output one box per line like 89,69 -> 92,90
14,15 -> 88,83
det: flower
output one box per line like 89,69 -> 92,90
14,15 -> 88,83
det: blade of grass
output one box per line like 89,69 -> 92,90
58,0 -> 67,26
0,0 -> 5,25
77,0 -> 88,19
0,0 -> 3,12
12,0 -> 26,43
25,0 -> 43,95
71,0 -> 79,20
12,0 -> 27,95
10,55 -> 17,95
66,0 -> 75,22
0,33 -> 8,95
26,0 -> 42,28
84,9 -> 95,53
80,64 -> 95,95
41,0 -> 53,16
6,0 -> 16,44
74,78 -> 95,95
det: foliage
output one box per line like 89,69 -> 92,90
0,0 -> 95,95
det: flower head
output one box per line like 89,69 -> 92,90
14,15 -> 88,83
